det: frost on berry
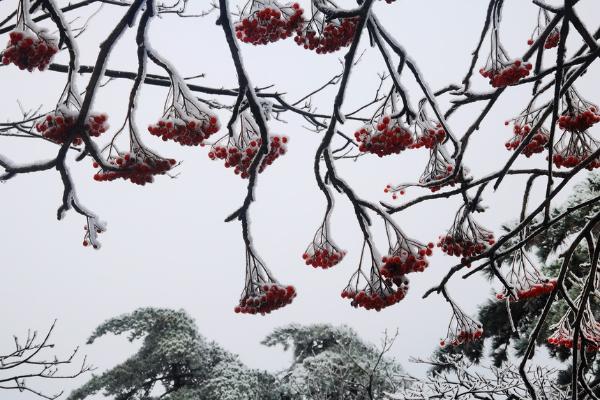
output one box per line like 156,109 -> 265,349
93,147 -> 177,185
527,8 -> 560,49
440,298 -> 484,347
548,304 -> 600,352
504,108 -> 550,157
412,122 -> 446,150
550,90 -> 600,169
479,58 -> 532,88
235,1 -> 304,45
35,107 -> 109,146
495,249 -> 556,302
2,29 -> 58,71
556,89 -> 600,133
479,7 -> 531,88
302,219 -> 346,269
148,69 -> 220,146
437,205 -> 495,263
543,31 -> 560,49
552,131 -> 600,170
355,115 -> 413,158
82,216 -> 107,250
418,146 -> 459,192
208,112 -> 287,178
234,249 -> 296,315
294,10 -> 358,54
411,101 -> 447,150
354,89 -> 416,157
385,145 -> 460,199
340,241 -> 409,311
380,222 -> 432,279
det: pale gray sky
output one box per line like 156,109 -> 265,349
1,0 -> 599,398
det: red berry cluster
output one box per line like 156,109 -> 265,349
479,60 -> 532,88
547,315 -> 600,352
552,152 -> 600,170
527,31 -> 560,49
426,166 -> 456,193
552,130 -> 600,170
440,327 -> 483,347
2,30 -> 58,71
341,260 -> 410,312
380,238 -> 433,278
355,116 -> 414,157
82,223 -> 104,249
412,125 -> 446,149
36,110 -> 108,146
294,17 -> 359,54
148,115 -> 219,146
550,336 -> 600,351
341,282 -> 408,312
93,152 -> 176,185
302,224 -> 345,269
558,107 -> 600,133
437,233 -> 494,260
420,149 -> 458,193
208,135 -> 288,178
302,244 -> 346,269
504,122 -> 549,157
441,306 -> 484,348
438,235 -> 487,259
496,279 -> 556,302
437,212 -> 495,262
553,152 -> 600,169
544,31 -> 560,49
235,3 -> 304,45
234,283 -> 296,315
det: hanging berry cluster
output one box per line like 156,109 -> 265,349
384,146 -> 459,199
437,205 -> 495,263
552,130 -> 600,169
544,31 -> 560,49
355,115 -> 414,157
418,147 -> 458,192
302,221 -> 346,269
148,116 -> 220,146
557,91 -> 600,133
479,60 -> 532,88
527,8 -> 560,49
548,305 -> 600,352
504,112 -> 549,157
235,249 -> 296,315
380,223 -> 433,279
440,300 -> 484,347
558,108 -> 600,133
36,109 -> 109,146
208,113 -> 288,178
2,30 -> 58,71
294,13 -> 359,54
412,123 -> 446,150
481,3 -> 532,88
341,269 -> 409,312
412,103 -> 447,150
341,241 -> 410,312
495,249 -> 557,302
82,220 -> 106,249
235,1 -> 304,45
148,75 -> 221,146
93,149 -> 177,185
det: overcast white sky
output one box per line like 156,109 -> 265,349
1,0 -> 599,398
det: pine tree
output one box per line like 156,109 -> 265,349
67,308 -> 278,400
263,324 -> 404,399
